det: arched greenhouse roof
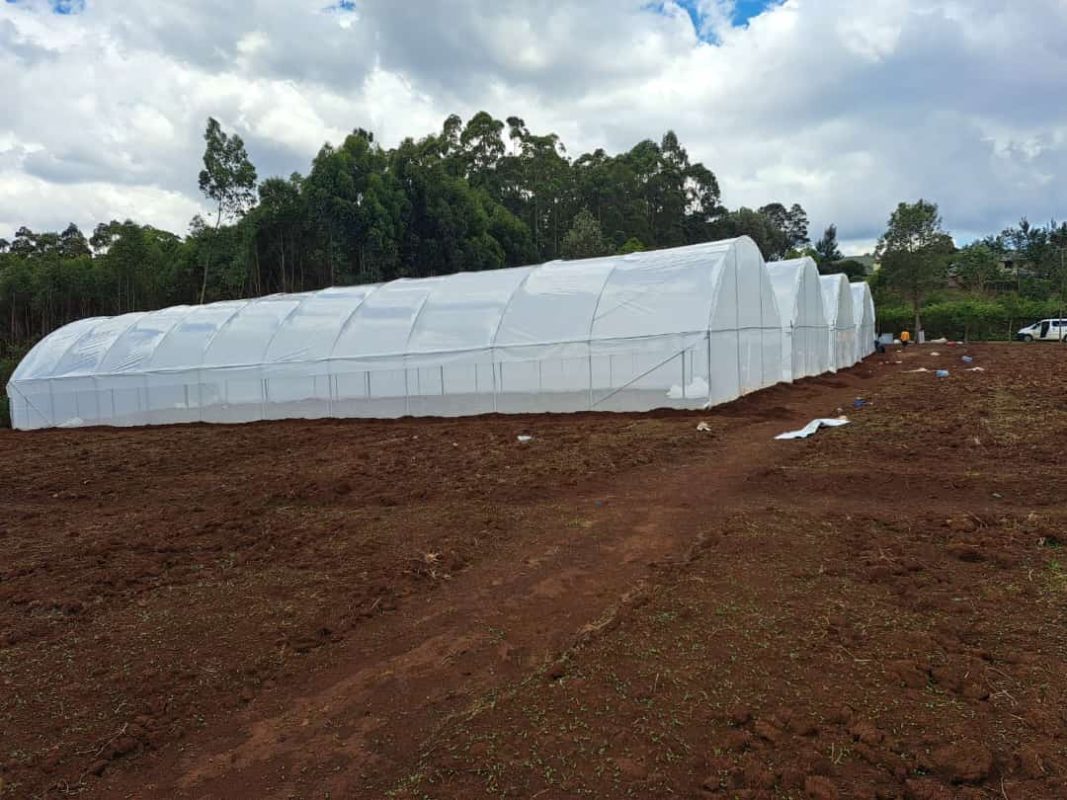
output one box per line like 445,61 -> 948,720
12,238 -> 764,383
8,237 -> 790,429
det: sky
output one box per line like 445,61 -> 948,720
2,0 -> 1066,254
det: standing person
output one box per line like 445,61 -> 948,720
900,329 -> 911,349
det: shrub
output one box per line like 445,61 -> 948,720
876,297 -> 1065,341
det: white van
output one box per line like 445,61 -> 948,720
1016,319 -> 1067,342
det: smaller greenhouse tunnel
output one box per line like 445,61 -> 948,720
767,258 -> 831,383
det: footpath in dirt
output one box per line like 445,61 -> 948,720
1,343 -> 1065,800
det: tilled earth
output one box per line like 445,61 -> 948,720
1,343 -> 1065,799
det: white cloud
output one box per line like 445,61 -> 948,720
0,170 -> 202,237
0,0 -> 1065,253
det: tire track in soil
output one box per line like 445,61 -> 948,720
101,365 -> 892,799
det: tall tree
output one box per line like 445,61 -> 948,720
954,242 -> 1004,297
561,209 -> 610,260
785,204 -> 809,249
875,200 -> 955,334
198,117 -> 257,303
501,117 -> 573,260
457,111 -> 506,190
710,207 -> 788,260
246,173 -> 308,293
759,203 -> 809,252
813,224 -> 842,265
58,223 -> 92,259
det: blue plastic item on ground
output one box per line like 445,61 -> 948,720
936,369 -> 950,378
961,355 -> 974,364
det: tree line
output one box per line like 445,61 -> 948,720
864,200 -> 1067,338
0,112 -> 821,356
3,113 -> 1065,370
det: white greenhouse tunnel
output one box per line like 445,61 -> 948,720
766,257 -> 832,383
818,273 -> 858,372
5,237 -> 809,430
7,237 -> 879,431
850,281 -> 877,361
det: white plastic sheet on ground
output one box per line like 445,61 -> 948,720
774,417 -> 850,440
767,258 -> 832,383
7,237 -> 795,430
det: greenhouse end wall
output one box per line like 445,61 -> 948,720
767,258 -> 831,384
7,237 -> 790,431
819,274 -> 857,372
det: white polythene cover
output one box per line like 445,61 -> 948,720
819,274 -> 857,371
7,237 -> 789,429
767,258 -> 831,382
850,282 -> 877,360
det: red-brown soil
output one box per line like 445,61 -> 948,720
1,343 -> 1065,799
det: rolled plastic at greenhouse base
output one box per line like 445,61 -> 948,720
7,236 -> 795,430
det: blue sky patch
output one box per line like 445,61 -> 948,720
4,0 -> 86,12
323,0 -> 356,13
731,0 -> 783,26
655,0 -> 784,41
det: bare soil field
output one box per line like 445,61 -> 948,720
1,343 -> 1065,799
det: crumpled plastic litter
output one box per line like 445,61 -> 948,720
774,417 -> 850,440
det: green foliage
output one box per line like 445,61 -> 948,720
952,242 -> 1005,296
759,203 -> 809,252
198,117 -> 258,302
2,113 -> 741,356
709,207 -> 790,260
875,296 -> 1064,341
814,224 -> 842,265
821,259 -> 867,280
8,109 -> 1062,375
618,237 -> 646,254
561,209 -> 610,260
876,199 -> 955,331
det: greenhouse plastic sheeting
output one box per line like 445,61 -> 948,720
767,258 -> 831,383
7,237 -> 789,430
818,274 -> 857,371
850,282 -> 876,360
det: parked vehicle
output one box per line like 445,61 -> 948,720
1016,319 -> 1067,342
